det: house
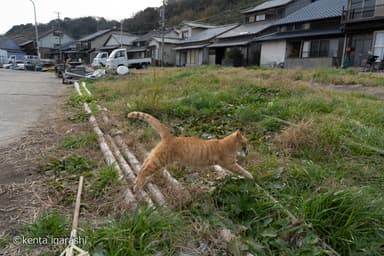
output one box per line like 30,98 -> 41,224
0,36 -> 25,61
209,0 -> 314,66
256,0 -> 346,68
125,29 -> 181,66
18,29 -> 73,60
175,21 -> 218,40
341,0 -> 384,67
38,29 -> 73,59
148,37 -> 181,66
174,24 -> 238,66
100,32 -> 139,52
77,29 -> 114,63
126,31 -> 160,62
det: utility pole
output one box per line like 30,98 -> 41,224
29,0 -> 41,61
120,19 -> 124,48
160,0 -> 165,67
55,11 -> 63,64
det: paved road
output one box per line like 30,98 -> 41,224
0,69 -> 66,147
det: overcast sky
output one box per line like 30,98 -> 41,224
0,0 -> 162,34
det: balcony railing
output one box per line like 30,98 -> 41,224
341,3 -> 384,23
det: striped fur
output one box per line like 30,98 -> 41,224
128,111 -> 253,192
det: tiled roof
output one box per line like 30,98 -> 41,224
79,29 -> 112,41
182,24 -> 239,43
255,28 -> 342,41
217,23 -> 271,39
0,36 -> 22,51
109,34 -> 138,45
274,0 -> 347,25
181,21 -> 217,29
151,37 -> 182,44
242,0 -> 293,14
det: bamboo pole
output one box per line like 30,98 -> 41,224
106,134 -> 155,207
79,82 -> 166,206
73,83 -> 137,209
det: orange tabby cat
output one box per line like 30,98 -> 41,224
128,111 -> 254,192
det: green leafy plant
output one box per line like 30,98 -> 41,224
43,155 -> 93,176
21,211 -> 70,242
82,207 -> 184,255
89,166 -> 119,198
59,133 -> 97,149
303,189 -> 384,255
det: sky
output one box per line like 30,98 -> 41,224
0,0 -> 163,34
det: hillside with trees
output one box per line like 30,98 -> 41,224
5,0 -> 261,41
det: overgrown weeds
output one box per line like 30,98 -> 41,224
303,189 -> 384,255
59,132 -> 97,149
73,66 -> 384,255
81,207 -> 184,255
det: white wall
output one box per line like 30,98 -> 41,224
39,32 -> 73,48
260,40 -> 286,66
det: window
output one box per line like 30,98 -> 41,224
182,31 -> 189,40
248,15 -> 255,23
302,41 -> 310,58
187,49 -> 199,65
373,31 -> 384,59
301,40 -> 331,58
287,41 -> 302,58
350,0 -> 375,19
310,40 -> 330,57
256,14 -> 266,21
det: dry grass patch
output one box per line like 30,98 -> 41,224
272,119 -> 317,156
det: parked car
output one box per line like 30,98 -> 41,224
62,64 -> 105,84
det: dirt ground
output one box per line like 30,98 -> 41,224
0,94 -> 69,254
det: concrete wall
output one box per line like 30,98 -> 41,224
285,57 -> 334,69
260,40 -> 286,66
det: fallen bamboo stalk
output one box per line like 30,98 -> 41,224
81,81 -> 92,96
343,138 -> 384,155
74,82 -> 82,96
262,114 -> 295,126
79,82 -> 166,206
106,134 -> 154,207
89,95 -> 185,196
73,84 -> 137,209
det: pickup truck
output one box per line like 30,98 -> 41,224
91,52 -> 108,67
105,48 -> 151,70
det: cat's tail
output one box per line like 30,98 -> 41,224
128,111 -> 171,139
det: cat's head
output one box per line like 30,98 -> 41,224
235,128 -> 248,156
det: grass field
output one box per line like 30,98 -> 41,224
81,66 -> 384,255
14,66 -> 384,255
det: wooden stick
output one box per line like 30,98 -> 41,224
70,176 -> 84,240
